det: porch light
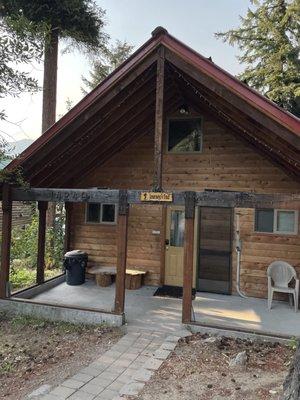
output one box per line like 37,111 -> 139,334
179,104 -> 189,115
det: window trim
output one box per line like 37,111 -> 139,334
274,209 -> 298,235
100,203 -> 118,225
85,203 -> 118,225
254,208 -> 298,235
166,116 -> 203,154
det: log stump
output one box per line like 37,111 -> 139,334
96,273 -> 112,287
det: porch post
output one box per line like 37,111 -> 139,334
64,202 -> 72,253
182,191 -> 196,323
153,46 -> 165,191
36,201 -> 48,285
114,190 -> 129,314
0,183 -> 12,298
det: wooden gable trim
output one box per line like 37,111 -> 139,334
161,34 -> 300,135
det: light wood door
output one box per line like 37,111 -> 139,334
164,206 -> 185,286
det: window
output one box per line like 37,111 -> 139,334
168,118 -> 202,153
255,209 -> 298,234
86,203 -> 117,224
170,210 -> 185,246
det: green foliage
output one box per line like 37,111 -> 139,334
0,0 -> 108,53
0,17 -> 41,99
0,17 -> 42,121
9,204 -> 65,289
82,40 -> 134,93
0,138 -> 27,185
216,0 -> 300,116
289,337 -> 299,350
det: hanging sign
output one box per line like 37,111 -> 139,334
140,192 -> 173,202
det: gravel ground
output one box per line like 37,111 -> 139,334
0,312 -> 122,400
129,333 -> 294,400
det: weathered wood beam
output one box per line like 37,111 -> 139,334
36,201 -> 48,285
64,202 -> 73,253
153,47 -> 165,191
114,190 -> 129,314
160,205 -> 167,286
11,188 -> 300,208
182,191 -> 195,323
0,183 -> 12,298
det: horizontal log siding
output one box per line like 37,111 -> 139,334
71,133 -> 162,285
71,113 -> 300,296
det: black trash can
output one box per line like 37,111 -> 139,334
64,250 -> 88,286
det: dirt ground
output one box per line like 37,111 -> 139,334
130,333 -> 294,400
0,312 -> 122,400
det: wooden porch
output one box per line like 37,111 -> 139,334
9,278 -> 300,338
1,186 -> 300,328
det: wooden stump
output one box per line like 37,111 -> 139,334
125,273 -> 142,290
96,273 -> 112,287
282,343 -> 300,400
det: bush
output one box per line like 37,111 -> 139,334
10,205 -> 65,270
10,267 -> 36,289
9,204 -> 65,290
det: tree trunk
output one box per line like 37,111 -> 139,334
42,28 -> 58,133
282,343 -> 300,400
42,28 -> 59,228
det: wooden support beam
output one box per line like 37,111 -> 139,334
160,205 -> 167,286
0,183 -> 12,298
64,202 -> 73,253
114,190 -> 129,314
12,187 -> 300,208
153,46 -> 165,191
182,191 -> 195,323
36,201 -> 48,285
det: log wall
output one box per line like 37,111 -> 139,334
70,110 -> 300,295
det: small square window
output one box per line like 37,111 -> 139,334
101,204 -> 116,223
86,203 -> 100,223
275,210 -> 298,234
168,118 -> 202,153
86,203 -> 117,224
255,209 -> 274,233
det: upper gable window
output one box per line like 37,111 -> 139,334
168,118 -> 202,153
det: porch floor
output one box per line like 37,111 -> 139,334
28,279 -> 300,337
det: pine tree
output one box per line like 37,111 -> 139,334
82,40 -> 134,93
0,0 -> 108,132
216,0 -> 300,117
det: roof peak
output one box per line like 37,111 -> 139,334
151,26 -> 168,38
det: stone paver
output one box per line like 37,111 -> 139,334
37,326 -> 187,400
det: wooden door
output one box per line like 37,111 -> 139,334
164,206 -> 185,286
198,207 -> 232,294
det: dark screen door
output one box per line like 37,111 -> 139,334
197,207 -> 232,294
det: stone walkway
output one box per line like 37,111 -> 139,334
35,327 -> 189,400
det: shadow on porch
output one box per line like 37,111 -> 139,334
16,278 -> 300,338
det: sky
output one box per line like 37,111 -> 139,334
0,0 -> 250,142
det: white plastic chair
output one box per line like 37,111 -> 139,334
267,261 -> 299,312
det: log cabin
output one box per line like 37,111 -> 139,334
2,27 -> 300,320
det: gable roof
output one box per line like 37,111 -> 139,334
7,26 -> 300,187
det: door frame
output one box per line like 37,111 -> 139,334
196,206 -> 234,294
